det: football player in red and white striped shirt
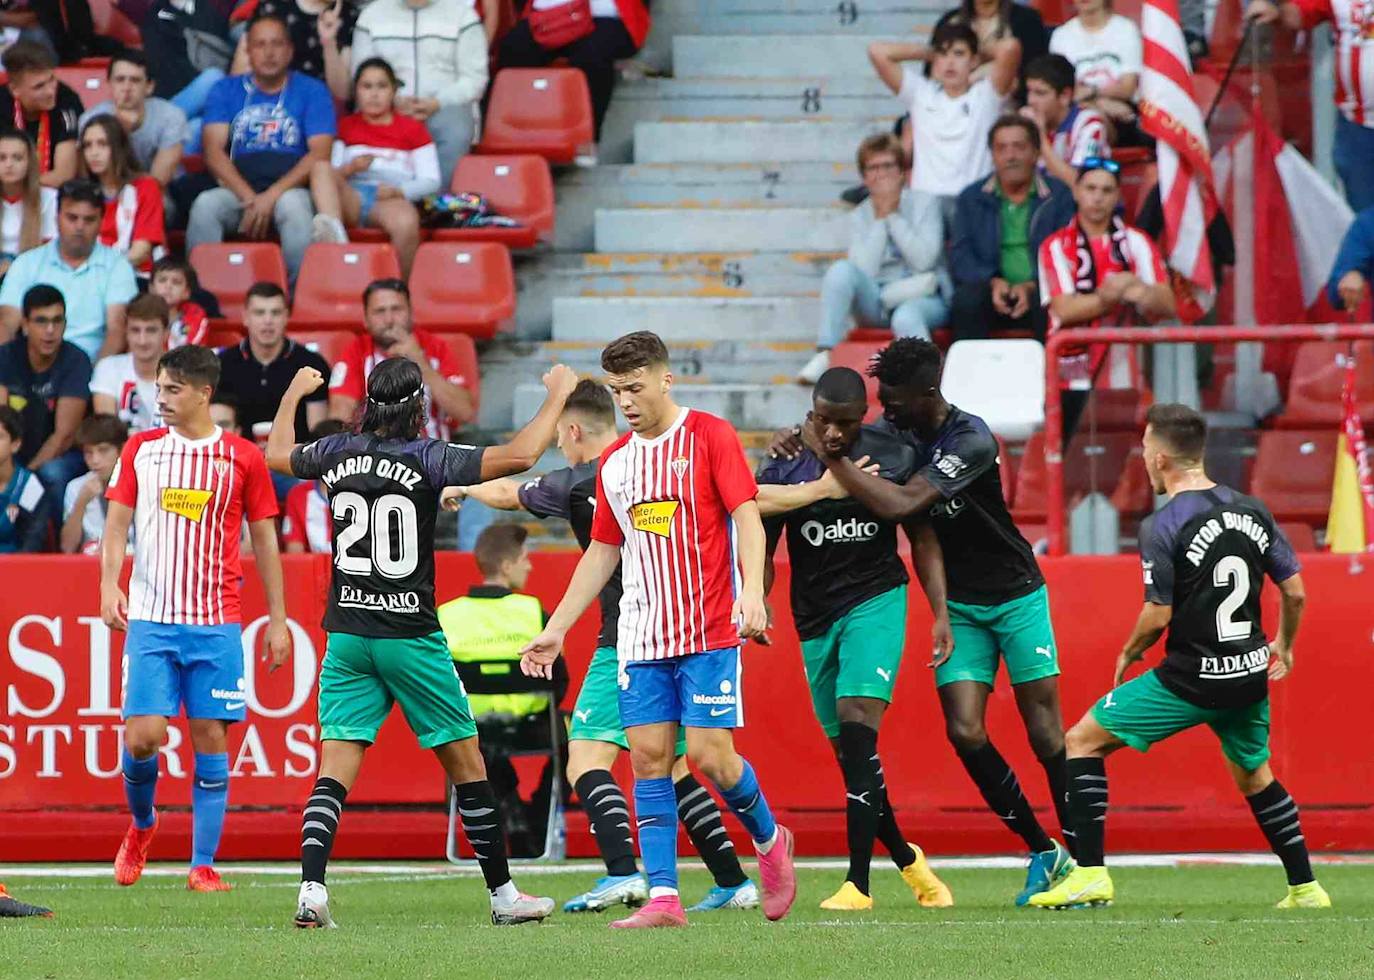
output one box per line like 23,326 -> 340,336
521,332 -> 797,929
100,345 -> 290,894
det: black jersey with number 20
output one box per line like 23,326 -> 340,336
290,432 -> 485,638
1139,484 -> 1301,709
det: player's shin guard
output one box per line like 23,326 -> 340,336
1246,780 -> 1315,886
301,777 -> 347,885
675,772 -> 747,888
1040,747 -> 1077,858
867,751 -> 917,868
455,781 -> 514,895
121,749 -> 159,830
958,741 -> 1054,854
717,760 -> 778,852
574,770 -> 638,878
838,722 -> 882,894
190,752 -> 230,868
634,777 -> 680,895
1066,757 -> 1108,867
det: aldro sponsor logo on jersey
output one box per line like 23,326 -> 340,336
160,488 -> 214,522
630,500 -> 679,538
799,517 -> 880,547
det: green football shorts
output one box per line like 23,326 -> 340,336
568,645 -> 687,754
319,631 -> 477,749
1091,668 -> 1271,772
938,585 -> 1061,689
799,585 -> 908,738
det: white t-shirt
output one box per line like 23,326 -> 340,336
900,72 -> 1005,198
63,476 -> 108,555
0,188 -> 57,257
1049,14 -> 1143,92
90,354 -> 161,432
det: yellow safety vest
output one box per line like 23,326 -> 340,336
438,592 -> 548,718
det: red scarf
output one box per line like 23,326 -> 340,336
14,100 -> 50,174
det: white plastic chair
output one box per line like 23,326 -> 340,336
940,339 -> 1047,441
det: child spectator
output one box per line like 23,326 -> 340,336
280,417 -> 347,553
60,412 -> 129,555
0,128 -> 56,281
0,40 -> 83,187
869,24 -> 1022,217
1021,54 -> 1110,187
931,0 -> 1047,99
0,402 -> 46,552
91,293 -> 170,432
309,58 -> 440,278
78,115 -> 168,279
150,257 -> 211,347
1049,0 -> 1143,142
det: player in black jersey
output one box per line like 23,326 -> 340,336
758,367 -> 953,911
450,379 -> 761,914
266,357 -> 580,929
1030,404 -> 1330,910
775,338 -> 1076,904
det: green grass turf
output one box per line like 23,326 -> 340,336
3,864 -> 1372,979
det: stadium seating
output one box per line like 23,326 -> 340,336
1249,430 -> 1338,526
1116,152 -> 1157,224
286,328 -> 356,367
1108,445 -> 1155,519
203,319 -> 244,349
444,333 -> 482,411
1279,521 -> 1319,553
291,243 -> 402,330
408,243 -> 516,339
828,340 -> 885,422
1011,430 -> 1138,524
1273,341 -> 1374,429
89,0 -> 143,49
941,339 -> 1045,441
55,66 -> 112,110
190,243 -> 289,323
476,68 -> 595,164
436,154 -> 556,248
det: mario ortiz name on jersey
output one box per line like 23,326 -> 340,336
800,516 -> 879,547
1184,510 -> 1272,567
319,455 -> 423,491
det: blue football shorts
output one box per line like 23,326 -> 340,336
121,621 -> 247,721
617,646 -> 743,729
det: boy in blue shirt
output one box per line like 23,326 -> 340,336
0,405 -> 48,552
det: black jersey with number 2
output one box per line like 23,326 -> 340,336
1139,484 -> 1301,709
517,461 -> 623,650
290,432 -> 485,638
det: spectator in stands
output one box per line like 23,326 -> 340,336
1021,53 -> 1110,187
140,0 -> 233,152
1038,157 -> 1173,439
309,57 -> 440,277
0,3 -> 53,59
281,416 -> 348,553
0,41 -> 82,188
60,412 -> 129,555
1328,206 -> 1374,311
0,403 -> 47,552
328,277 -> 475,438
0,283 -> 91,527
869,24 -> 1022,220
91,293 -> 170,433
0,129 -> 56,281
1049,0 -> 1144,144
217,281 -> 329,443
187,13 -> 336,286
798,133 -> 947,385
232,0 -> 358,96
351,0 -> 489,185
150,257 -> 211,347
931,0 -> 1047,99
496,0 -> 651,144
210,390 -> 242,433
0,179 -> 138,361
1247,0 -> 1374,211
950,115 -> 1075,342
78,116 -> 169,281
78,52 -> 189,185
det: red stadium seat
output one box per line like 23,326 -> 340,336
409,243 -> 515,339
90,0 -> 143,48
292,244 -> 402,330
828,341 -> 885,422
203,319 -> 244,349
190,243 -> 288,323
56,67 -> 112,111
1109,445 -> 1155,518
287,328 -> 356,367
1011,431 -> 1138,523
435,154 -> 556,248
1279,521 -> 1319,553
477,68 -> 594,164
1249,430 -> 1338,526
1117,156 -> 1157,225
1075,388 -> 1149,432
1273,341 -> 1374,429
442,333 -> 481,412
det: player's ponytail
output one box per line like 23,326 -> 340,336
358,358 -> 426,441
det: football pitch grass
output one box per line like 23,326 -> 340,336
4,860 -> 1373,979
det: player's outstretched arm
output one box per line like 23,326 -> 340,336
731,500 -> 770,640
1114,602 -> 1172,686
520,540 -> 620,678
755,456 -> 879,517
266,367 -> 326,476
248,518 -> 292,672
479,365 -> 578,481
441,479 -> 524,513
906,519 -> 953,667
1269,573 -> 1305,681
99,502 -> 134,631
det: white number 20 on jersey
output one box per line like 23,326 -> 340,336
333,491 -> 419,579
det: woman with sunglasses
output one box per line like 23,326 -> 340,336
77,115 -> 167,280
0,129 -> 56,282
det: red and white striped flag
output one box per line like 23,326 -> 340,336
1138,0 -> 1216,314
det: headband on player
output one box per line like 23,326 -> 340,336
367,385 -> 423,406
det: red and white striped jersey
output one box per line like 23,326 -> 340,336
1050,104 -> 1110,169
106,427 -> 279,625
591,408 -> 758,662
1295,0 -> 1374,126
281,480 -> 332,553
